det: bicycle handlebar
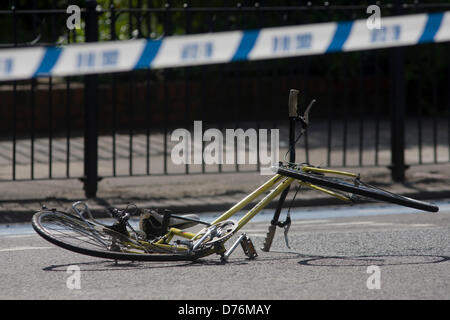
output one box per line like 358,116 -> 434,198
288,88 -> 316,129
288,89 -> 299,118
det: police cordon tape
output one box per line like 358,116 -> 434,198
0,11 -> 449,82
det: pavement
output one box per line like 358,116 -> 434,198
0,162 -> 449,224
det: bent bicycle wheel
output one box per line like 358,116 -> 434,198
276,167 -> 439,212
32,210 -> 198,261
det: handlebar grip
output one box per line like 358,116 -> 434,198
288,89 -> 299,117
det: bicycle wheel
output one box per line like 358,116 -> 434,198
276,166 -> 439,212
32,210 -> 198,261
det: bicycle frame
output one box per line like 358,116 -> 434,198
152,174 -> 292,248
213,165 -> 359,229
103,87 -> 363,257
151,166 -> 358,251
32,89 -> 438,262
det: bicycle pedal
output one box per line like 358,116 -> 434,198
261,224 -> 276,252
240,235 -> 258,259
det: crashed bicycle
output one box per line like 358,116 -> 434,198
32,89 -> 439,262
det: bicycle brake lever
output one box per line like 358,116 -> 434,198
283,218 -> 291,249
276,212 -> 291,249
299,99 -> 316,128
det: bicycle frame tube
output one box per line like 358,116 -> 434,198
151,168 -> 356,252
211,174 -> 286,225
210,169 -> 354,232
301,166 -> 359,178
298,181 -> 351,202
235,177 -> 294,232
156,227 -> 196,244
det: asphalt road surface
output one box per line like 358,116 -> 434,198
0,200 -> 449,300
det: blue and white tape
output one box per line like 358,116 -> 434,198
0,11 -> 449,81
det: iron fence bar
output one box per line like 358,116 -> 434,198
253,61 -> 260,173
65,75 -> 71,178
12,81 -> 16,181
234,2 -> 243,173
110,0 -> 117,177
136,0 -> 143,38
325,6 -> 332,167
342,57 -> 348,167
433,115 -> 437,164
111,74 -> 117,177
417,67 -> 423,164
145,69 -> 151,175
413,0 -> 423,166
128,0 -> 133,38
389,46 -> 407,181
200,67 -> 206,174
388,0 -> 408,181
11,0 -> 17,181
128,73 -> 134,176
162,1 -> 173,175
163,72 -> 168,175
255,2 -> 263,174
432,45 -> 438,164
374,52 -> 381,166
233,73 -> 240,174
302,58 -> 310,165
207,9 -> 217,173
30,78 -> 36,180
271,66 -> 278,131
145,0 -> 152,174
326,76 -> 333,167
389,45 -> 408,179
82,0 -> 99,197
358,53 -> 364,167
48,76 -> 53,179
64,4 -> 74,179
184,1 -> 191,175
146,0 -> 151,38
51,0 -> 56,43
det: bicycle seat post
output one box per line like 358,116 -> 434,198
288,89 -> 299,161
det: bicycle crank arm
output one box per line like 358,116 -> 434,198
191,227 -> 215,252
221,233 -> 247,262
221,234 -> 257,262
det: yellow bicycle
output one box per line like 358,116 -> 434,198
32,90 -> 439,262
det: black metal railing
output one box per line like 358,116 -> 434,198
0,1 -> 449,198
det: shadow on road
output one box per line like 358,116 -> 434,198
41,250 -> 450,272
42,259 -> 195,272
297,254 -> 450,267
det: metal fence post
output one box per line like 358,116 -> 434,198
82,0 -> 100,197
388,0 -> 408,182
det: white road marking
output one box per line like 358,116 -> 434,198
0,234 -> 37,239
409,224 -> 435,227
290,219 -> 333,225
0,246 -> 53,252
323,221 -> 393,226
244,234 -> 267,238
243,221 -> 436,232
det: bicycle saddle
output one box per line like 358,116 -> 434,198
139,208 -> 200,239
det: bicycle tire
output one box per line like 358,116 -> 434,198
32,210 -> 199,261
276,166 -> 439,212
